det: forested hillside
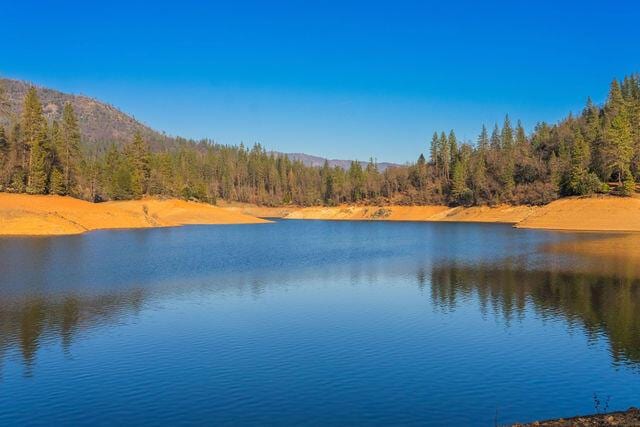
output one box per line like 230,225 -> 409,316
0,78 -> 176,151
0,75 -> 638,206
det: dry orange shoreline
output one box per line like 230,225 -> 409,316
2,193 -> 640,236
0,193 -> 269,236
235,195 -> 640,233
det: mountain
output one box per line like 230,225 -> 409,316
282,153 -> 401,171
0,78 -> 174,150
0,78 -> 399,169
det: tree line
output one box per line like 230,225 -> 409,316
0,75 -> 639,206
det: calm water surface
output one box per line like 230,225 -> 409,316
0,220 -> 639,426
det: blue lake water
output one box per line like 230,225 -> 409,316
0,220 -> 638,426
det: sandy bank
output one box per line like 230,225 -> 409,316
278,196 -> 640,232
5,194 -> 640,236
217,201 -> 297,218
0,194 -> 268,236
283,204 -> 537,223
516,196 -> 640,232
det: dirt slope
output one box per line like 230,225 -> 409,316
0,194 -> 268,236
516,196 -> 640,232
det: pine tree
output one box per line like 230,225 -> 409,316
348,161 -> 365,201
126,132 -> 150,198
429,132 -> 439,164
566,128 -> 596,195
490,123 -> 501,150
451,160 -> 471,205
515,120 -> 527,146
603,80 -> 633,187
501,115 -> 514,150
477,125 -> 489,152
448,130 -> 458,160
16,87 -> 45,176
104,145 -> 133,200
321,160 -> 334,204
439,131 -> 450,182
21,87 -> 51,192
49,167 -> 66,195
59,103 -> 81,193
26,135 -> 48,194
0,126 -> 8,187
470,152 -> 488,204
21,88 -> 45,150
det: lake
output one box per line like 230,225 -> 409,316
0,220 -> 639,426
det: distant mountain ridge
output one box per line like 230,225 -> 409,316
281,152 -> 400,171
0,78 -> 398,170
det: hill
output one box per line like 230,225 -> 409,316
0,78 -> 176,151
0,78 -> 395,170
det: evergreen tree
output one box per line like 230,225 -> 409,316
26,134 -> 49,194
566,128 -> 599,195
21,89 -> 50,194
490,123 -> 501,150
451,159 -> 471,205
477,125 -> 489,152
515,120 -> 527,146
603,80 -> 633,186
49,167 -> 66,195
126,132 -> 150,198
439,131 -> 450,182
2,73 -> 639,206
348,161 -> 365,201
501,115 -> 514,150
21,88 -> 45,148
448,130 -> 458,161
321,160 -> 334,204
0,126 -> 8,187
429,132 -> 439,169
59,103 -> 81,193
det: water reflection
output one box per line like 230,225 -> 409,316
3,222 -> 640,426
0,291 -> 146,376
2,257 -> 640,373
429,263 -> 640,367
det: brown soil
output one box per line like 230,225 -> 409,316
0,194 -> 269,236
513,407 -> 640,426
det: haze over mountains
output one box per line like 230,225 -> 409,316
0,78 -> 398,169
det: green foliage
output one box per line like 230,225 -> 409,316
127,132 -> 150,198
501,115 -> 514,150
11,169 -> 26,193
1,74 -> 640,206
477,125 -> 489,152
601,80 -> 634,183
620,174 -> 636,196
49,167 -> 66,195
58,103 -> 81,194
26,138 -> 48,194
451,159 -> 472,206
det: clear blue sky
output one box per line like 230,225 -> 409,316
2,0 -> 640,163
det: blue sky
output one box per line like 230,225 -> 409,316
2,0 -> 640,163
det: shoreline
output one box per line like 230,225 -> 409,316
0,194 -> 270,237
3,193 -> 640,236
513,407 -> 640,426
225,195 -> 640,233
